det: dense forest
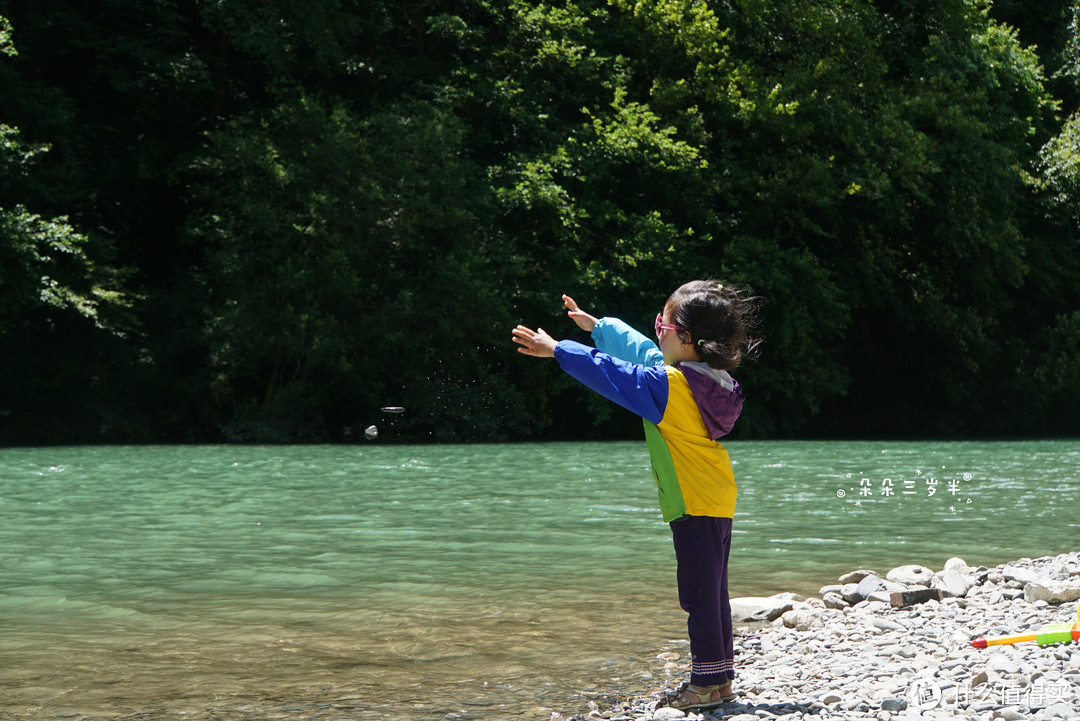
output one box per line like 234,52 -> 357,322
1,0 -> 1079,444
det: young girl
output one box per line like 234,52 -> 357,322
511,280 -> 762,712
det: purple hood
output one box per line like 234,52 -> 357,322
677,362 -> 744,440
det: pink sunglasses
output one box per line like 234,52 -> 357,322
655,314 -> 683,339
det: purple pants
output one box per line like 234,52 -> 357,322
669,515 -> 735,687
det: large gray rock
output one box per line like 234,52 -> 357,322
887,564 -> 935,586
1024,578 -> 1080,604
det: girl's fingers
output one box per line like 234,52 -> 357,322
512,326 -> 538,348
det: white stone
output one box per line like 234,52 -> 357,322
841,583 -> 863,604
1002,564 -> 1042,585
932,569 -> 975,598
822,592 -> 848,610
652,707 -> 686,721
869,616 -> 906,632
943,557 -> 970,573
887,564 -> 935,586
781,608 -> 837,631
771,591 -> 809,603
1023,578 -> 1080,604
838,569 -> 877,584
730,596 -> 804,623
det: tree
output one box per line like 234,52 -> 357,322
0,15 -> 132,441
0,1 -> 1074,441
1028,1 -> 1080,434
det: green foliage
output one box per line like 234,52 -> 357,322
0,14 -> 14,57
1040,110 -> 1080,220
1031,312 -> 1080,432
0,92 -> 131,340
0,18 -> 134,442
0,1 -> 1078,442
0,206 -> 117,335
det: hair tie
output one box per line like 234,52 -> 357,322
697,339 -> 705,346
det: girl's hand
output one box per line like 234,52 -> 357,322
562,294 -> 598,332
512,325 -> 557,358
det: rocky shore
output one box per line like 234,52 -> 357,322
574,551 -> 1080,721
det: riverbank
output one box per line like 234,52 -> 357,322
570,551 -> 1080,721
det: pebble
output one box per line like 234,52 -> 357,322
574,552 -> 1080,721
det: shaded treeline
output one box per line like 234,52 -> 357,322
1,0 -> 1079,444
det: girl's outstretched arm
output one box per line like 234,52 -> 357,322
562,295 -> 598,332
512,325 -> 557,358
564,294 -> 663,366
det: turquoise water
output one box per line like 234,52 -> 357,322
0,441 -> 1077,720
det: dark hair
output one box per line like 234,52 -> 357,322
667,280 -> 764,371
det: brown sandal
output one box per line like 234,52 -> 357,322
658,681 -> 736,711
